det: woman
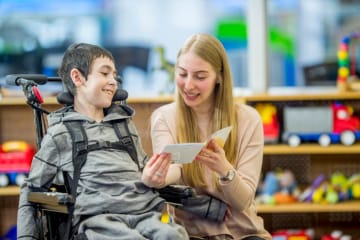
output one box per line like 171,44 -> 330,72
149,33 -> 271,240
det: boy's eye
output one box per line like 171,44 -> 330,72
101,72 -> 111,76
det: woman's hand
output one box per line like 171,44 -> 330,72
195,139 -> 233,177
142,153 -> 171,188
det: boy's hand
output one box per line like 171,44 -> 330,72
141,153 -> 171,188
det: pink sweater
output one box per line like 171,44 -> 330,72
150,102 -> 271,240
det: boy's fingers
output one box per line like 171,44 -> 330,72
147,153 -> 160,167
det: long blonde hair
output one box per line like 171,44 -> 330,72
175,33 -> 238,190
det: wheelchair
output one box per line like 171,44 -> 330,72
8,74 -> 195,240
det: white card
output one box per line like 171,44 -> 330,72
161,126 -> 233,164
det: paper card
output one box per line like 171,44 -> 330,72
207,126 -> 233,147
161,126 -> 233,164
162,143 -> 204,164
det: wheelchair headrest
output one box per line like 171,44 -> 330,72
57,89 -> 128,105
57,76 -> 128,105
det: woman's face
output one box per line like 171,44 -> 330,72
175,52 -> 218,110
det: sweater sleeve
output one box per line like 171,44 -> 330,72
150,103 -> 182,185
17,133 -> 60,239
150,103 -> 177,153
220,104 -> 264,212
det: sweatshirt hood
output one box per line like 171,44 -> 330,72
47,103 -> 135,127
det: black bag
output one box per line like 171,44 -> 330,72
158,185 -> 227,222
157,185 -> 196,204
178,194 -> 227,222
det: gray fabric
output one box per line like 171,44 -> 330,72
17,104 -> 188,239
78,212 -> 188,240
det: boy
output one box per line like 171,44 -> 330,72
17,43 -> 188,240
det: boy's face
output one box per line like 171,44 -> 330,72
77,56 -> 117,109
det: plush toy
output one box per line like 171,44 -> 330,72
257,169 -> 299,204
300,172 -> 360,204
330,172 -> 349,202
348,173 -> 360,199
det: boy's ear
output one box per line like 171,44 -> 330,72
70,68 -> 85,86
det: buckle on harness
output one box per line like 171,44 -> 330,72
76,143 -> 88,155
121,136 -> 132,145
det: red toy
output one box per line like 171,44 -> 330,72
272,229 -> 314,240
255,103 -> 280,143
0,141 -> 35,187
283,102 -> 360,146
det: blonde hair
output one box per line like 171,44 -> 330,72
175,33 -> 238,190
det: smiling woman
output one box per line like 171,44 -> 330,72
151,33 -> 272,240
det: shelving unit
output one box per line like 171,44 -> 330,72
0,91 -> 359,238
244,91 -> 360,239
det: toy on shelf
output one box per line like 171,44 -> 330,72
0,225 -> 16,240
272,228 -> 314,240
0,141 -> 35,187
337,32 -> 360,92
256,169 -> 300,205
299,172 -> 360,204
321,230 -> 352,240
348,173 -> 360,199
254,103 -> 280,144
282,102 -> 360,147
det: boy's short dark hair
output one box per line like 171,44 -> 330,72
58,43 -> 115,96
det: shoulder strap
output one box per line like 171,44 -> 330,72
63,120 -> 88,240
112,121 -> 140,170
64,121 -> 88,199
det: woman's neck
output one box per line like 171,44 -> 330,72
194,108 -> 214,140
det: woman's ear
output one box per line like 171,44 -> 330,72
70,68 -> 84,87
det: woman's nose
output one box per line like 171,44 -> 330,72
184,77 -> 195,89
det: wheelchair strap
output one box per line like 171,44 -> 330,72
112,121 -> 140,170
64,119 -> 139,199
64,121 -> 88,200
62,119 -> 140,239
64,121 -> 88,240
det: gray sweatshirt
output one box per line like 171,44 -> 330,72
17,104 -> 165,239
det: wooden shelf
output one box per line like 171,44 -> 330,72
264,143 -> 360,155
242,91 -> 360,102
257,200 -> 360,213
1,186 -> 359,214
0,186 -> 20,196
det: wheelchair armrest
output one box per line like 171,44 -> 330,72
28,191 -> 74,214
157,185 -> 196,205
